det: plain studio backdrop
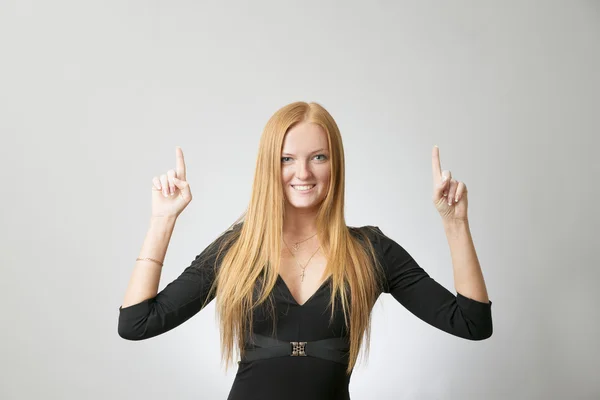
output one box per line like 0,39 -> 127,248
1,1 -> 598,399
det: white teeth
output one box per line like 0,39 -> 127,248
293,185 -> 315,191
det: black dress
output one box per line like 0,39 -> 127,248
118,226 -> 493,400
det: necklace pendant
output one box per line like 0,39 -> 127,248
300,270 -> 305,282
293,243 -> 299,251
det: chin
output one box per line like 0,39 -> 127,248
286,197 -> 325,210
289,202 -> 318,209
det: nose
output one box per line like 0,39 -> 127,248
295,160 -> 312,180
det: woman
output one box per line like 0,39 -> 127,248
118,101 -> 493,399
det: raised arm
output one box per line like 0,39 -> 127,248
118,226 -> 238,340
120,146 -> 193,310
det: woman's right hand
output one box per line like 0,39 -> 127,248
151,146 -> 193,219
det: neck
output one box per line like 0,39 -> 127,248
283,205 -> 318,237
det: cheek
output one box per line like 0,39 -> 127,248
316,172 -> 331,195
281,168 -> 293,184
319,168 -> 331,184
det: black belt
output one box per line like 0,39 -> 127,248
240,334 -> 350,365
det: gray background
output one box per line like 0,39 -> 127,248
1,0 -> 598,399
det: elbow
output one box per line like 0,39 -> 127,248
468,319 -> 493,341
117,313 -> 152,341
117,323 -> 146,341
117,299 -> 153,340
480,322 -> 493,340
472,329 -> 492,341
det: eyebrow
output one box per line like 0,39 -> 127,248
281,148 -> 328,156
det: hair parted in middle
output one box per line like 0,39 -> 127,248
199,101 -> 386,375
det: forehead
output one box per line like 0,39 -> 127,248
282,122 -> 329,153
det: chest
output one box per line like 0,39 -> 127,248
250,252 -> 351,340
278,251 -> 329,307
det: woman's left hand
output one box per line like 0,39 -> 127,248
432,145 -> 469,222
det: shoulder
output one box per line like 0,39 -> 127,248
195,222 -> 242,261
348,224 -> 384,236
347,225 -> 386,244
347,225 -> 407,256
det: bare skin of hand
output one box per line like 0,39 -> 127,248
151,146 -> 193,219
431,145 -> 468,222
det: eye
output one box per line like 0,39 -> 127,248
281,157 -> 292,163
314,154 -> 328,161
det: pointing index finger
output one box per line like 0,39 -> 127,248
432,145 -> 442,183
176,146 -> 186,180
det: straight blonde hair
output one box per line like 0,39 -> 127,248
204,101 -> 386,375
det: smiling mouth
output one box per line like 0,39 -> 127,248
291,184 -> 316,192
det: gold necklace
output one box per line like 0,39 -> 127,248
283,239 -> 321,282
289,232 -> 317,251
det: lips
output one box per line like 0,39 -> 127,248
291,184 -> 316,192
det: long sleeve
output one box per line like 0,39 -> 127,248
117,226 -> 238,341
369,226 -> 493,341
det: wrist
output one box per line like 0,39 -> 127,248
149,215 -> 177,229
442,217 -> 469,229
150,215 -> 177,222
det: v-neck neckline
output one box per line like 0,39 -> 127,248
277,274 -> 332,307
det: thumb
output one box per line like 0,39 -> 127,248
172,177 -> 191,197
435,174 -> 449,199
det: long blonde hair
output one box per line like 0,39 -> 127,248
206,101 -> 386,375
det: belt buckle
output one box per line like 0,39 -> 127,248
290,341 -> 307,356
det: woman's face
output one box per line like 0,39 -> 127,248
280,122 -> 331,211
